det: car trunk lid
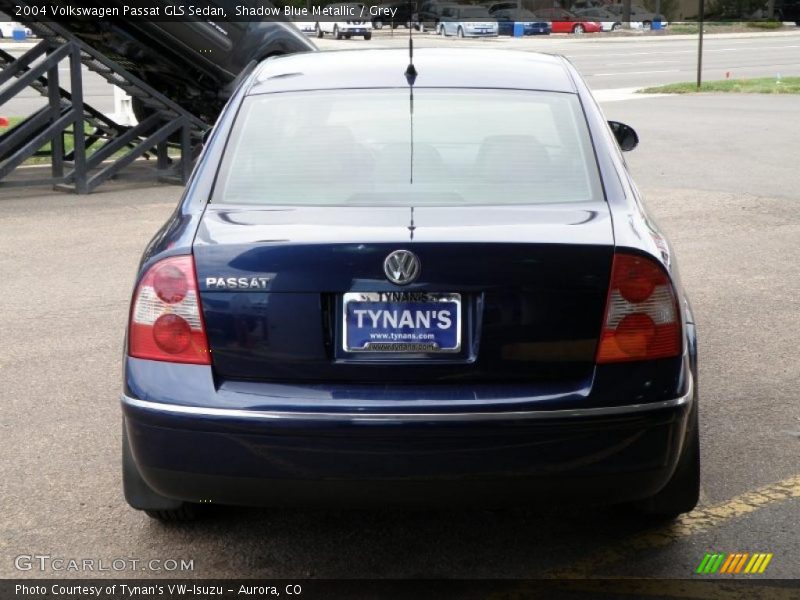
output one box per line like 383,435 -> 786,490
193,203 -> 614,383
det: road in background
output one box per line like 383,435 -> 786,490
315,28 -> 800,89
2,29 -> 800,116
1,92 -> 799,581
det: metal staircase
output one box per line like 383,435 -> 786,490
0,19 -> 207,193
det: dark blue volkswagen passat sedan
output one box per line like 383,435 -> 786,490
122,49 -> 699,521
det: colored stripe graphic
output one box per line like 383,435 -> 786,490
759,553 -> 773,573
720,553 -> 737,573
745,554 -> 762,574
734,553 -> 749,573
700,552 -> 774,575
702,553 -> 725,574
719,553 -> 736,573
696,554 -> 712,574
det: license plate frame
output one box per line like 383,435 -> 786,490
342,292 -> 462,353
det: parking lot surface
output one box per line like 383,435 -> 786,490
1,71 -> 799,586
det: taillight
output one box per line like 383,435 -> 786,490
128,255 -> 211,365
596,252 -> 681,363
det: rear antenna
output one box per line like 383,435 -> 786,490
405,5 -> 416,185
404,6 -> 417,86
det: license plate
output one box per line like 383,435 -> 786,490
343,292 -> 461,353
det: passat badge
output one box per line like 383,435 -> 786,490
205,276 -> 270,290
383,250 -> 420,286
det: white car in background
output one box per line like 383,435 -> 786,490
574,7 -> 626,30
316,3 -> 373,39
293,21 -> 318,35
0,21 -> 33,39
437,5 -> 498,37
605,4 -> 668,29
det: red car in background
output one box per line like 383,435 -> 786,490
533,8 -> 602,33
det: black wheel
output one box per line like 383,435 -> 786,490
374,20 -> 383,29
438,24 -> 445,36
122,420 -> 196,520
316,23 -> 323,38
612,22 -> 621,31
131,97 -> 152,124
334,25 -> 343,39
364,32 -> 372,40
457,26 -> 465,38
643,20 -> 652,30
345,34 -> 352,39
635,404 -> 700,518
573,23 -> 585,34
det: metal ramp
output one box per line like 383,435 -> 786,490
0,20 -> 207,193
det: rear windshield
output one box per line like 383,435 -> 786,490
213,89 -> 603,206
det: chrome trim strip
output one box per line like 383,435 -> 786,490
121,375 -> 692,423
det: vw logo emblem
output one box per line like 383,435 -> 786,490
383,250 -> 420,286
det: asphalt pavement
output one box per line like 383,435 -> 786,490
1,87 -> 799,588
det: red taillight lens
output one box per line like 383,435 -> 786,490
596,253 -> 681,364
128,255 -> 211,365
153,263 -> 188,304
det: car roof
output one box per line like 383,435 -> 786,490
249,49 -> 576,95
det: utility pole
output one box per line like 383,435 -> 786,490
622,0 -> 631,30
696,0 -> 704,88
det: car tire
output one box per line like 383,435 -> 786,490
374,20 -> 383,29
334,25 -> 343,39
457,26 -> 465,38
612,22 -> 621,31
145,506 -> 196,522
345,34 -> 352,39
364,32 -> 372,40
573,23 -> 585,34
316,24 -> 323,38
438,25 -> 445,36
635,403 -> 700,518
131,96 -> 151,124
122,419 -> 195,520
643,20 -> 652,30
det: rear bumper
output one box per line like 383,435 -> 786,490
121,375 -> 694,507
337,25 -> 371,32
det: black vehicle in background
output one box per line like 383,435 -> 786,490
774,0 -> 800,23
3,0 -> 317,123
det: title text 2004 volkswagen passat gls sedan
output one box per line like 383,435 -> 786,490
122,49 -> 699,521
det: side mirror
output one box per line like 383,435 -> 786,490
608,121 -> 639,152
